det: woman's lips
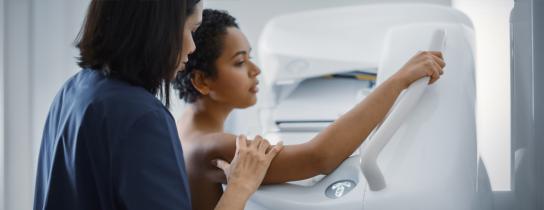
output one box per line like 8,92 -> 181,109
177,61 -> 188,72
250,86 -> 259,93
250,80 -> 260,93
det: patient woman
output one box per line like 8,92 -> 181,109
174,9 -> 445,210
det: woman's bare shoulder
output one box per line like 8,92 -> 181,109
182,132 -> 237,184
182,132 -> 238,165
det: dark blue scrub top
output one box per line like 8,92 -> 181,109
34,69 -> 192,210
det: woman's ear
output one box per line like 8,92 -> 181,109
191,71 -> 211,96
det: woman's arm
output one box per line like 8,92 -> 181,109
195,133 -> 323,184
199,51 -> 445,184
200,77 -> 407,184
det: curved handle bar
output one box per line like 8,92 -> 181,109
360,29 -> 446,191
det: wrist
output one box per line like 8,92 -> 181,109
386,74 -> 409,91
215,184 -> 252,210
225,181 -> 253,200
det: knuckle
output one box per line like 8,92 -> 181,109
427,70 -> 434,76
425,60 -> 433,67
241,148 -> 250,154
251,150 -> 260,156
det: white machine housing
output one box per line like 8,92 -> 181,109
248,3 -> 493,210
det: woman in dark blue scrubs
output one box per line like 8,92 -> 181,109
33,1 -> 282,210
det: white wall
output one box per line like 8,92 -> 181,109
3,0 -> 90,209
4,0 -> 34,209
31,0 -> 89,166
453,0 -> 514,191
179,0 -> 452,135
0,0 -> 5,208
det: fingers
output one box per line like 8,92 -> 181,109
223,135 -> 282,195
255,135 -> 270,153
251,135 -> 271,152
250,135 -> 263,150
429,63 -> 440,85
265,141 -> 283,161
428,51 -> 443,59
243,135 -> 282,161
419,51 -> 445,85
435,62 -> 444,75
430,54 -> 446,68
212,159 -> 230,172
256,136 -> 270,153
236,135 -> 248,152
429,61 -> 443,84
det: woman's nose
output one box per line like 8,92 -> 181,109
187,38 -> 196,55
250,62 -> 261,77
184,32 -> 196,56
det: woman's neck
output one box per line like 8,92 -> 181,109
184,98 -> 233,133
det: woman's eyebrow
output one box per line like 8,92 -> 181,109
231,51 -> 247,59
230,48 -> 252,59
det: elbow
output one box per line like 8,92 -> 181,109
319,160 -> 339,175
314,148 -> 337,175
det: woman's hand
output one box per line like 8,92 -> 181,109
213,135 -> 283,201
391,51 -> 446,88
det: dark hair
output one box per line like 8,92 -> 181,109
173,9 -> 239,103
76,0 -> 200,107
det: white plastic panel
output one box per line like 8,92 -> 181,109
360,29 -> 445,191
273,78 -> 371,128
258,4 -> 473,85
510,0 -> 544,209
246,156 -> 366,210
361,23 -> 490,210
0,0 -> 4,208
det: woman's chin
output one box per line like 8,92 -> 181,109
238,97 -> 257,109
170,68 -> 184,81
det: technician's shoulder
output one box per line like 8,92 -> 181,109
92,77 -> 173,124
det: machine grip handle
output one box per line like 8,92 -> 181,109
359,29 -> 446,191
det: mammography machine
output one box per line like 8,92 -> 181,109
245,1 -> 543,209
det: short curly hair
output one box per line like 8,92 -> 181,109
173,9 -> 239,103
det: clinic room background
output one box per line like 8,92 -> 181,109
0,0 -> 526,209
